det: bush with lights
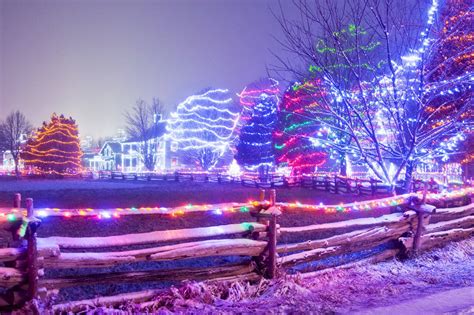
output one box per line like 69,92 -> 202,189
21,114 -> 83,176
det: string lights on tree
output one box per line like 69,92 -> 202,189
273,0 -> 473,192
274,80 -> 328,175
236,78 -> 280,180
166,88 -> 240,170
424,0 -> 473,165
21,114 -> 83,176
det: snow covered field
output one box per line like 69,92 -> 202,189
0,178 -> 388,209
42,238 -> 474,313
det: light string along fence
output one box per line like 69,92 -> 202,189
0,186 -> 472,312
1,187 -> 472,221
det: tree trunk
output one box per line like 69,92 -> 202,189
339,154 -> 347,177
404,160 -> 415,193
13,155 -> 20,177
258,165 -> 268,182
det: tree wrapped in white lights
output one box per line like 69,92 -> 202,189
166,88 -> 240,170
273,0 -> 473,192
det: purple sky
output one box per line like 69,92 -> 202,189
1,0 -> 296,138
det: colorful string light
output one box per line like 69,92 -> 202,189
236,78 -> 280,173
2,187 -> 471,221
274,80 -> 328,174
21,114 -> 83,176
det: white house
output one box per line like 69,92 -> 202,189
87,121 -> 177,172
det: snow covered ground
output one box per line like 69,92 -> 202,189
44,237 -> 473,314
0,178 -> 388,209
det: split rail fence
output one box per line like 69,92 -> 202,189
1,170 -> 440,196
0,188 -> 472,312
101,171 -> 395,195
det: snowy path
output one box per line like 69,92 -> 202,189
351,287 -> 474,315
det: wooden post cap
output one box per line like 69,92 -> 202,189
26,198 -> 34,217
13,193 -> 21,208
260,206 -> 282,217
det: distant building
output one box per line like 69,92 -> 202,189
87,121 -> 181,172
1,133 -> 29,172
80,135 -> 94,151
1,151 -> 16,171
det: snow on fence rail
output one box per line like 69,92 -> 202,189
0,187 -> 472,312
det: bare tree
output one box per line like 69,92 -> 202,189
125,98 -> 165,171
0,111 -> 32,176
271,0 -> 473,192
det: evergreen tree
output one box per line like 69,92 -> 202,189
21,114 -> 83,176
236,79 -> 279,179
274,80 -> 328,175
425,0 -> 473,164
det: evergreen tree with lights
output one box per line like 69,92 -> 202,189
21,114 -> 83,176
274,80 -> 328,175
166,88 -> 239,170
236,79 -> 279,180
425,0 -> 473,166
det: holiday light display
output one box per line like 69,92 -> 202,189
303,24 -> 394,178
2,187 -> 472,221
166,88 -> 240,170
227,159 -> 242,178
274,80 -> 328,175
21,114 -> 83,176
236,79 -> 280,177
274,0 -> 473,190
424,0 -> 474,165
238,78 -> 280,123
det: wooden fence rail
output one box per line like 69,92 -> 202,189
0,188 -> 472,312
101,171 -> 440,195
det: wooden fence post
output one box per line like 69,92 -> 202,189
25,198 -> 40,304
325,176 -> 330,192
266,189 -> 279,279
13,193 -> 21,208
267,211 -> 278,279
251,189 -> 281,279
269,189 -> 276,206
411,184 -> 436,253
257,189 -> 281,279
370,178 -> 376,195
413,184 -> 426,252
